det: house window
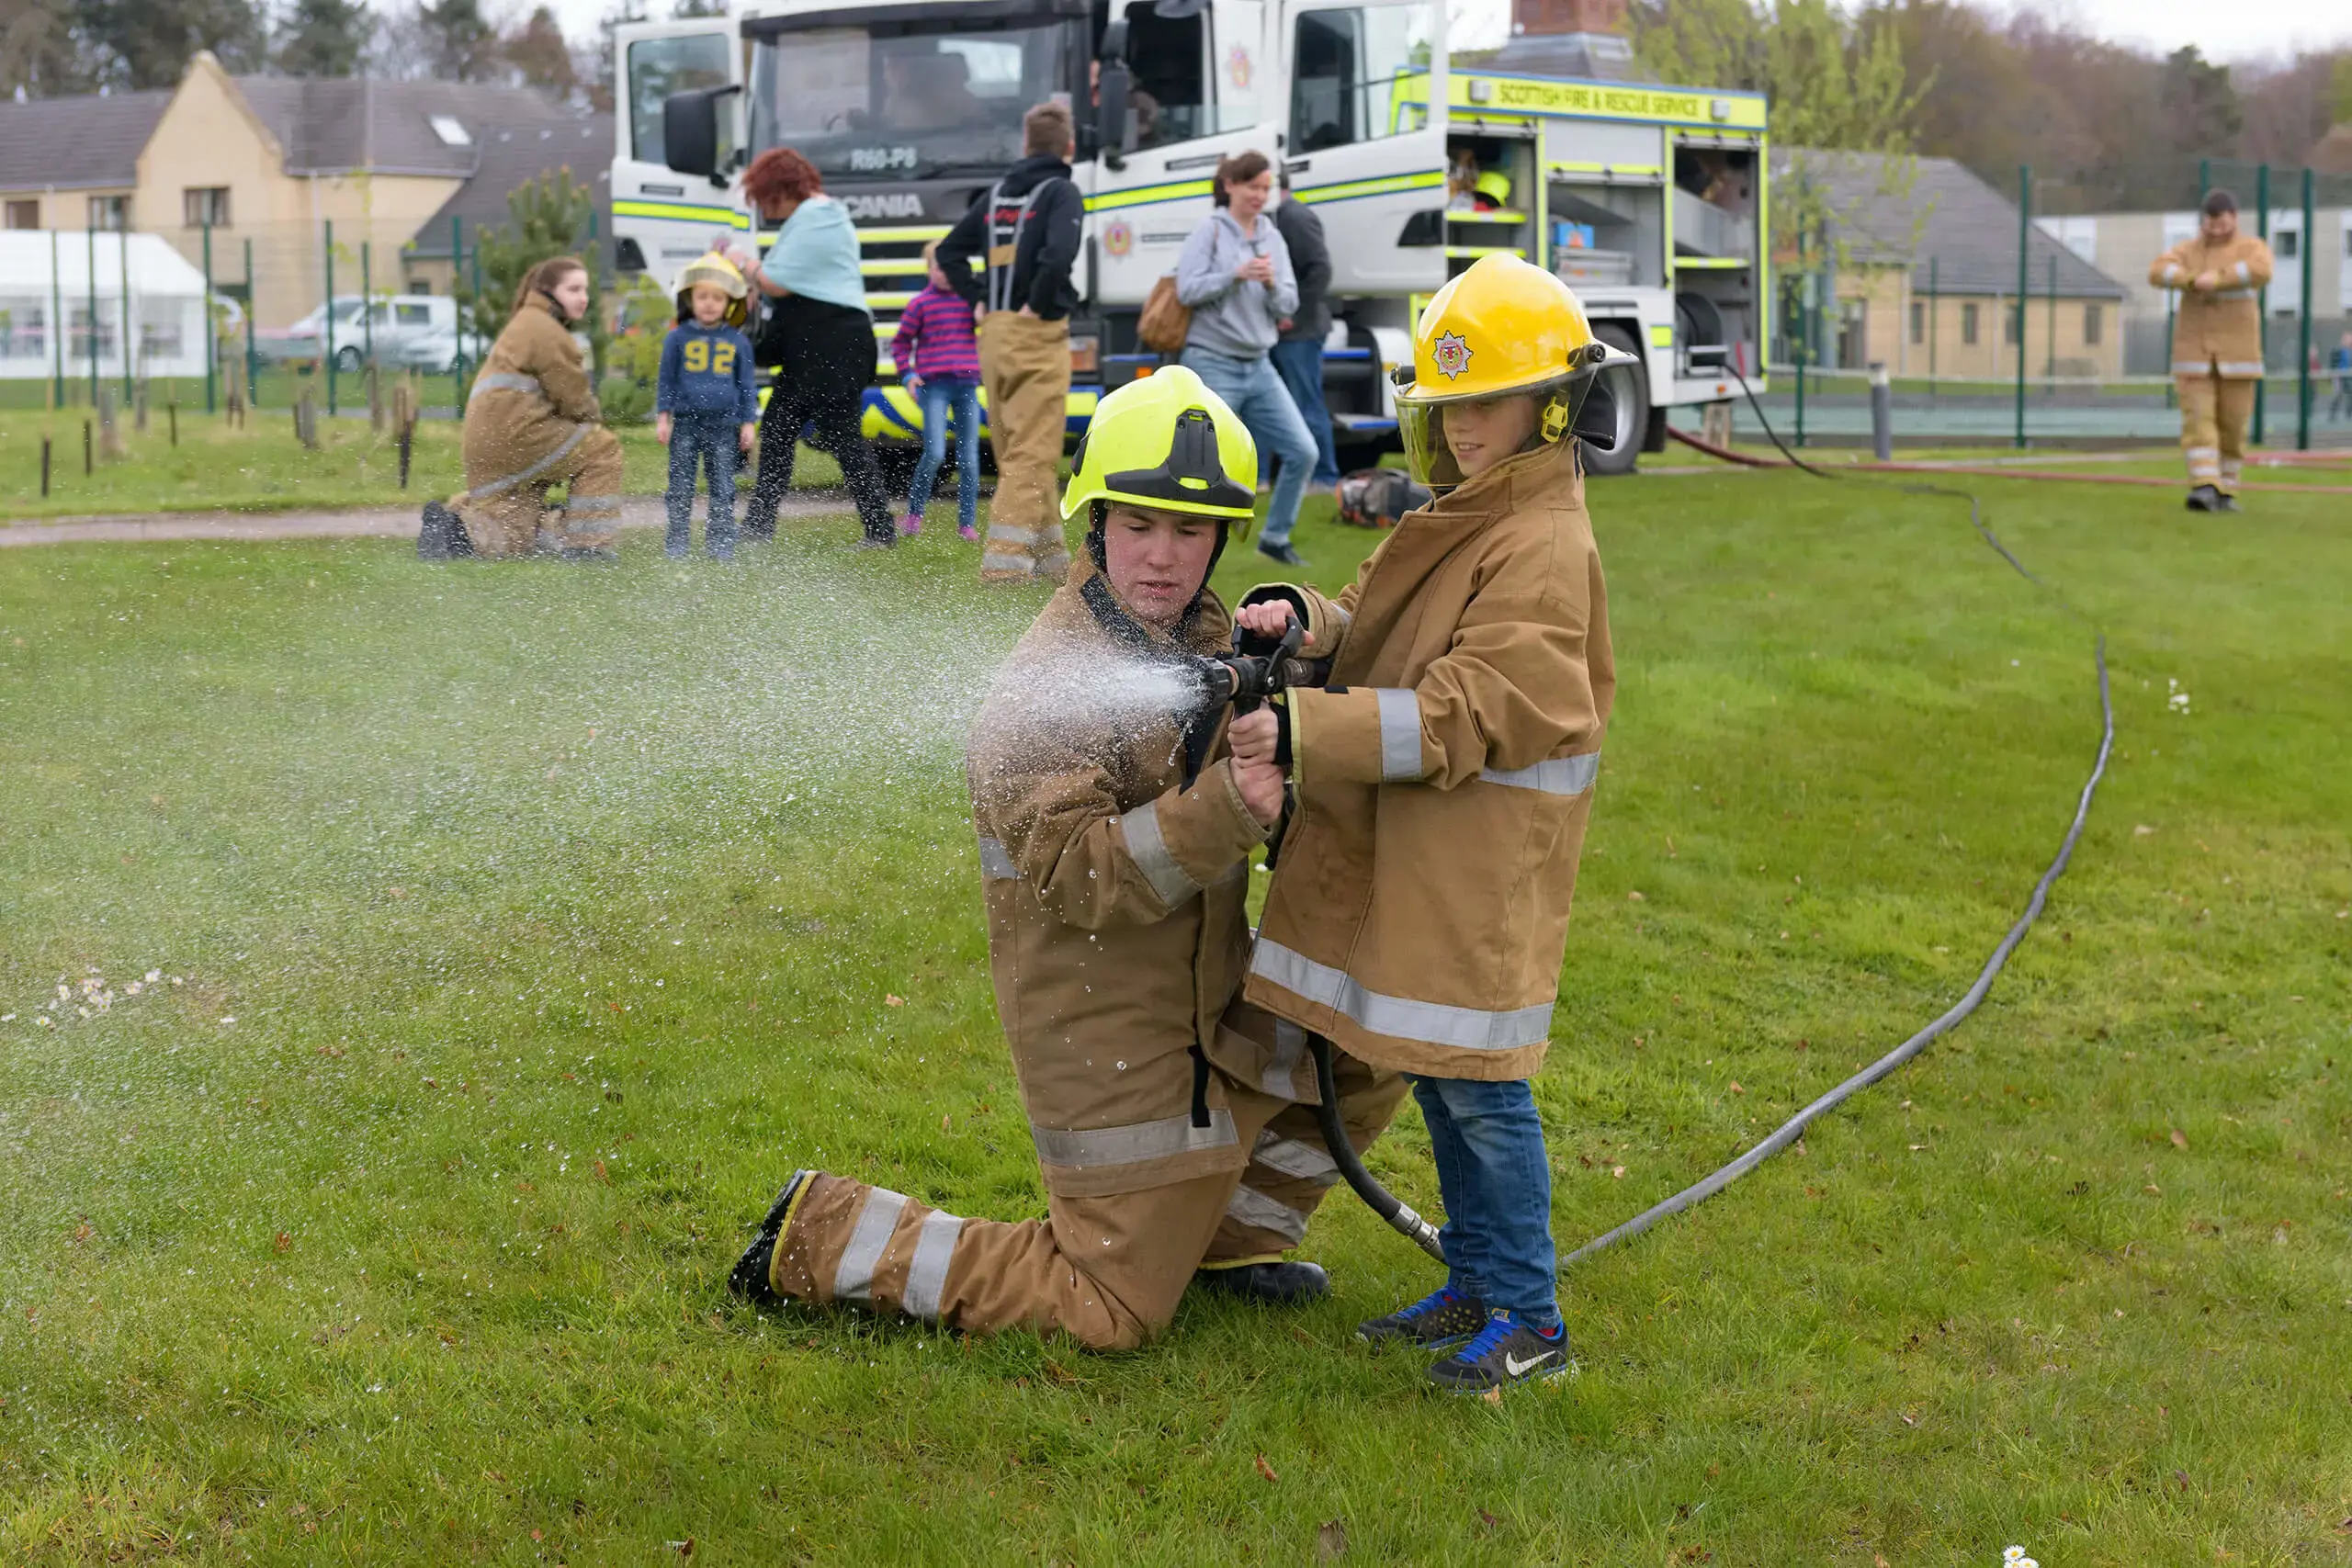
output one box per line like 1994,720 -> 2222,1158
1908,300 -> 1924,345
70,304 -> 116,357
2084,303 -> 2102,346
2003,302 -> 2020,346
2276,229 -> 2298,260
1961,302 -> 1979,345
183,186 -> 231,227
0,303 -> 48,358
4,199 -> 39,230
87,194 -> 127,230
141,317 -> 184,358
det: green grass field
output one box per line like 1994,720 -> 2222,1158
2,471 -> 2346,1563
0,412 -> 842,522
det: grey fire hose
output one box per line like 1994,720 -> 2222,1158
1298,367 -> 2116,1275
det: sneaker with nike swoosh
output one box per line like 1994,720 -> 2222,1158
1426,1309 -> 1572,1393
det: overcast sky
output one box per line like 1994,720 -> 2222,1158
530,0 -> 2352,73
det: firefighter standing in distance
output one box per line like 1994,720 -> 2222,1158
2149,188 -> 2274,513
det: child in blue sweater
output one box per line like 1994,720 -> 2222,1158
656,253 -> 760,560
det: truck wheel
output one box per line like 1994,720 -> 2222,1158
334,346 -> 364,373
1582,324 -> 1648,478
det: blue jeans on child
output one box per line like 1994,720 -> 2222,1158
1178,346 -> 1318,549
665,412 -> 740,558
909,374 -> 981,532
1269,338 -> 1341,489
1410,1074 -> 1561,1331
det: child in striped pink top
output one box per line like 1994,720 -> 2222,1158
889,243 -> 984,540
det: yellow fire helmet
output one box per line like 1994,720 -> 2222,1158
673,251 -> 750,329
1474,169 -> 1513,207
1394,253 -> 1639,487
1062,365 -> 1259,525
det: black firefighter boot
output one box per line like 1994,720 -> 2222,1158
1192,1258 -> 1331,1305
417,501 -> 473,561
2184,484 -> 2222,513
728,1170 -> 814,1306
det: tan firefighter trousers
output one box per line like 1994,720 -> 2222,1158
763,1052 -> 1407,1350
2177,369 -> 2256,493
978,310 -> 1071,583
453,425 -> 627,558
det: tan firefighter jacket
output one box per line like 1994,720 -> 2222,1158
2151,232 -> 2274,379
1240,436 -> 1613,1082
967,563 -> 1273,1198
461,292 -> 605,497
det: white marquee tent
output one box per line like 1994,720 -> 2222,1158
0,230 -> 214,383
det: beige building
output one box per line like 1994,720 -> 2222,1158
0,55 -> 608,330
1774,151 -> 2130,381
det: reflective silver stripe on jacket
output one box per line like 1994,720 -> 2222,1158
469,420 -> 592,501
1374,688 -> 1422,781
1251,938 -> 1554,1051
1031,1108 -> 1238,1168
1262,1018 -> 1306,1097
1480,752 -> 1600,796
473,371 -> 545,397
1224,1183 -> 1307,1243
977,836 -> 1019,881
901,1209 -> 963,1321
2233,260 -> 2251,283
832,1186 -> 907,1303
1250,1129 -> 1339,1184
1324,604 -> 1354,642
1119,799 -> 1198,908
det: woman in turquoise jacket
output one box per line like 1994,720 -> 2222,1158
736,147 -> 896,547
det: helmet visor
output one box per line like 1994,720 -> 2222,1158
1396,374 -> 1600,485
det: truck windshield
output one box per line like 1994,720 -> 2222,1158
746,19 -> 1074,180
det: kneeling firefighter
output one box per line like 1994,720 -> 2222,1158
418,254 -> 626,561
728,367 -> 1406,1348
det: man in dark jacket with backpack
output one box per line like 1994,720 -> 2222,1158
938,101 -> 1085,583
1272,175 -> 1340,491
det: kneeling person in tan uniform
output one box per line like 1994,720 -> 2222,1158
727,367 -> 1404,1348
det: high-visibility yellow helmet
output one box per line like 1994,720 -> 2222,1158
1062,365 -> 1259,523
1394,253 -> 1637,486
674,251 -> 750,328
1474,169 -> 1513,207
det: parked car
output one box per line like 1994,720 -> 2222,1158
254,294 -> 473,371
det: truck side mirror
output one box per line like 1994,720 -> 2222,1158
1096,63 -> 1133,168
663,85 -> 741,184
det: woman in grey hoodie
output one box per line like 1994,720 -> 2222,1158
1175,150 -> 1321,567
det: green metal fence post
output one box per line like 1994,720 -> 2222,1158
85,224 -> 97,407
323,220 -> 338,418
50,228 -> 63,409
118,224 -> 132,403
243,236 -> 259,409
202,220 -> 216,415
2044,254 -> 2056,393
1927,254 -> 1938,398
2252,164 -> 2268,445
2014,164 -> 2030,448
2297,166 -> 2314,451
361,240 -> 374,376
449,216 -> 466,403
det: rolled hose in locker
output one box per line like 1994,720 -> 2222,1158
1307,371 -> 2116,1275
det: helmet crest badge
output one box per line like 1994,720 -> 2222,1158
1431,331 -> 1473,380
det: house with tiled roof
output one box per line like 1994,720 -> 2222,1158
0,52 -> 609,328
1773,150 -> 2131,380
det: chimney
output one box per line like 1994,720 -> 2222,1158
1513,0 -> 1628,35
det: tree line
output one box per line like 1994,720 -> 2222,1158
0,0 -> 722,108
1632,0 -> 2350,209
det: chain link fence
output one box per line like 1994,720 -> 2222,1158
1,213 -> 628,422
1697,160 -> 2352,452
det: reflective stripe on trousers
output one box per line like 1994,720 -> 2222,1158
471,372 -> 545,397
1224,1183 -> 1306,1243
1031,1109 -> 1239,1168
977,835 -> 1020,882
1250,938 -> 1554,1051
831,1184 -> 965,1322
469,421 -> 592,502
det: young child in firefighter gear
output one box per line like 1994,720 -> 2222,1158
655,254 -> 760,561
1230,253 -> 1627,1393
726,367 -> 1407,1348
